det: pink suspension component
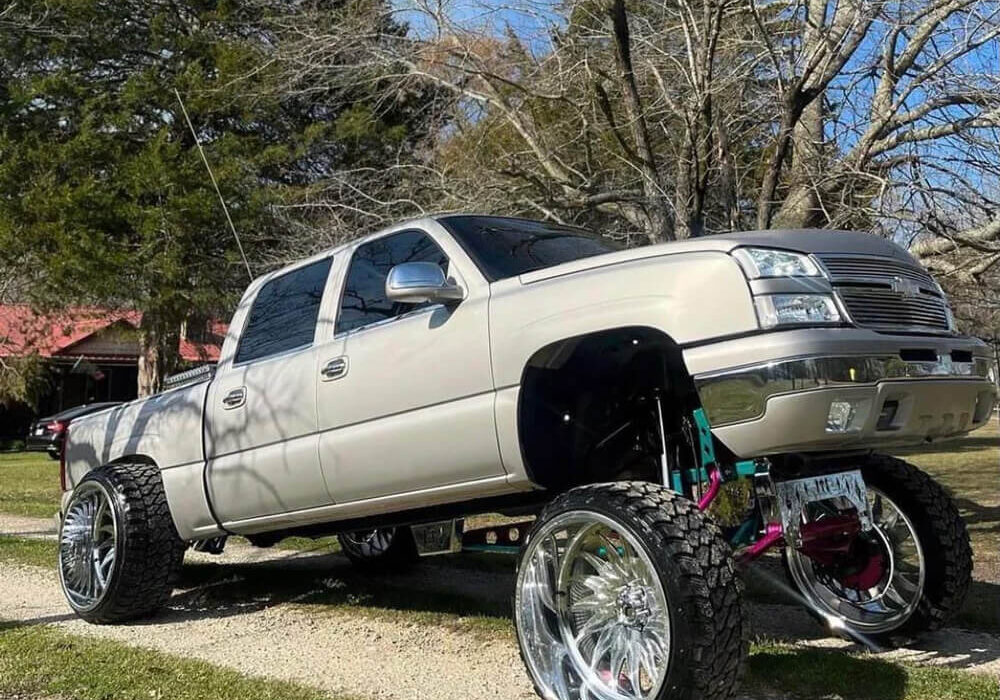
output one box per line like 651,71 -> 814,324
697,467 -> 722,511
736,523 -> 785,565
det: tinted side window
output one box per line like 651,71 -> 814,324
235,258 -> 332,364
440,215 -> 621,281
336,230 -> 449,334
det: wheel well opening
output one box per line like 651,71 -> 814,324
109,454 -> 157,468
518,327 -> 700,490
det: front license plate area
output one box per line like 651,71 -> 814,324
774,470 -> 872,544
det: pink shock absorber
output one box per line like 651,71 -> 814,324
736,523 -> 785,565
697,467 -> 722,511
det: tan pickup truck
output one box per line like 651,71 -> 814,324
58,215 -> 996,700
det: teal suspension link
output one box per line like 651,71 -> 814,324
681,408 -> 757,488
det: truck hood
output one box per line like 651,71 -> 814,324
520,229 -> 917,284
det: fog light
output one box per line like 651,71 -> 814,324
826,399 -> 868,433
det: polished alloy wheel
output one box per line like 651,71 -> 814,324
516,511 -> 671,700
59,482 -> 118,612
787,487 -> 925,634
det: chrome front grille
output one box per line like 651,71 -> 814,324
816,254 -> 950,332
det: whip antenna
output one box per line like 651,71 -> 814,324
174,88 -> 253,281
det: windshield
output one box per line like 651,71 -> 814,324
439,215 -> 622,281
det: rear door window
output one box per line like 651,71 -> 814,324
235,257 -> 332,364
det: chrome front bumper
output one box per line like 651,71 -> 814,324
686,329 -> 997,457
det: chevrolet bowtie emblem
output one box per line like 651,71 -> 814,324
891,276 -> 920,298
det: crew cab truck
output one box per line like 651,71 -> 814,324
59,215 -> 996,700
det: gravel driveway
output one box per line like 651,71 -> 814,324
2,514 -> 998,700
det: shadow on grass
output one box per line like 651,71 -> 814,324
748,645 -> 908,699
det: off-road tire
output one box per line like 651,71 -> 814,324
61,462 -> 186,624
337,526 -> 419,571
515,481 -> 747,700
788,455 -> 972,645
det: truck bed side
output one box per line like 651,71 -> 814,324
64,379 -> 216,540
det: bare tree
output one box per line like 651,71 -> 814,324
265,0 -> 1000,278
753,0 -> 1000,239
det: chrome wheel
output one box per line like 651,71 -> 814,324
516,511 -> 671,700
787,487 -> 925,634
59,481 -> 118,612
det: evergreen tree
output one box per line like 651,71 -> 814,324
0,0 -> 427,394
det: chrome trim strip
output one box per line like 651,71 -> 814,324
695,354 -> 991,425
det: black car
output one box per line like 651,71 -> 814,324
26,402 -> 121,459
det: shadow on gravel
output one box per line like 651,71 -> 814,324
1,613 -> 78,628
147,549 -> 516,628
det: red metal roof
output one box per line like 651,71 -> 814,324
0,305 -> 224,362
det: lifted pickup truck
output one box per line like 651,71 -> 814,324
59,215 -> 995,700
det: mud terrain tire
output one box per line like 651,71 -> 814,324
786,455 -> 972,645
58,462 -> 185,624
514,481 -> 747,700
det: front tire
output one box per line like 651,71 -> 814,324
786,455 -> 972,644
515,482 -> 747,700
58,463 -> 185,624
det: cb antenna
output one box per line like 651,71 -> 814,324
174,88 -> 253,281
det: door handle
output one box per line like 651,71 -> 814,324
222,387 -> 246,409
321,357 -> 349,381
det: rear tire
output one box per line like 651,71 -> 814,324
337,526 -> 419,571
514,481 -> 747,700
786,455 -> 972,645
58,462 -> 185,624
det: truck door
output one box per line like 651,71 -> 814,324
314,226 -> 503,502
204,255 -> 336,525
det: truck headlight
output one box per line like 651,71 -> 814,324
733,247 -> 821,278
754,294 -> 841,328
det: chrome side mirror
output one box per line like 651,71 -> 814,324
385,262 -> 465,304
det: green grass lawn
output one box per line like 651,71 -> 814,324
746,642 -> 999,700
896,420 -> 999,573
0,534 -> 56,568
895,420 -> 1000,631
0,450 -> 61,519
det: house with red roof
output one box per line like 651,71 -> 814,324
0,305 -> 225,436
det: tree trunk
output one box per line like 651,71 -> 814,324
608,0 -> 672,243
673,124 -> 708,239
757,0 -> 828,230
137,315 -> 180,398
756,102 -> 803,229
715,108 -> 740,231
774,96 -> 826,228
137,327 -> 161,398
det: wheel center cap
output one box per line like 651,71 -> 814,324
617,583 -> 651,627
